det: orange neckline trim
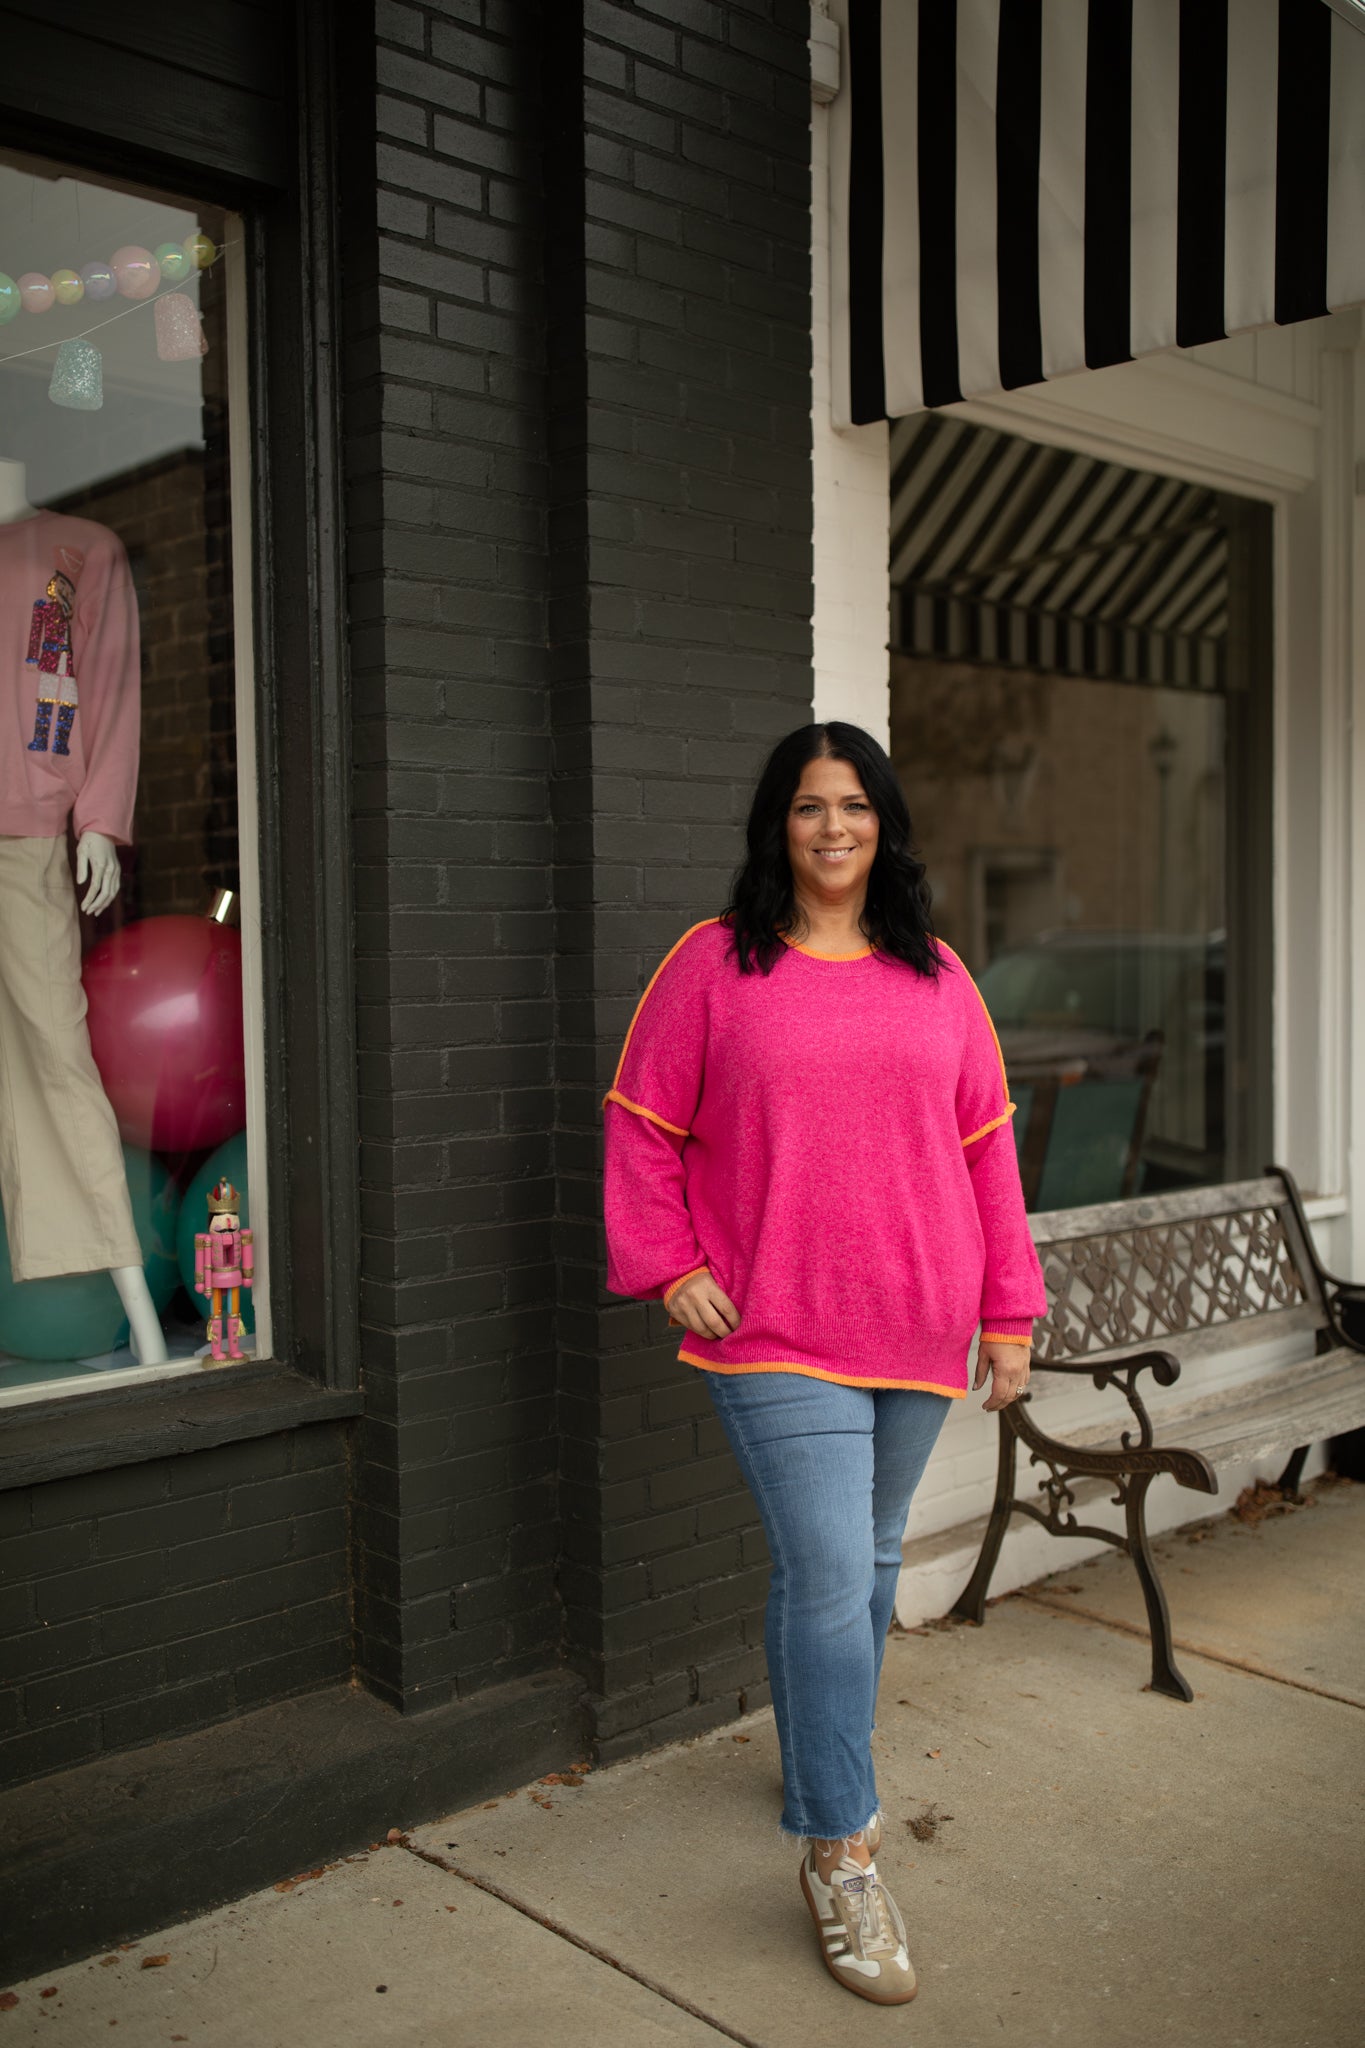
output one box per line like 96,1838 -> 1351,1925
781,936 -> 876,962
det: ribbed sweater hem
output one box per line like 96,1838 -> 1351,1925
679,1350 -> 968,1397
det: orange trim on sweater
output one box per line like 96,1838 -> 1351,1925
679,1350 -> 966,1396
979,1331 -> 1032,1347
937,939 -> 1013,1116
781,937 -> 876,962
961,1105 -> 1017,1148
664,1265 -> 708,1305
602,1088 -> 690,1138
609,918 -> 723,1092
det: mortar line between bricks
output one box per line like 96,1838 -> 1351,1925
1017,1593 -> 1365,1708
394,1834 -> 765,2048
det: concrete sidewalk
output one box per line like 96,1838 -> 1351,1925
5,1479 -> 1362,2047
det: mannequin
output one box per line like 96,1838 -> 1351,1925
0,457 -> 167,1365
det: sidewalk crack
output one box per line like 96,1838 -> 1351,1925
392,1833 -> 766,2047
1019,1592 -> 1365,1707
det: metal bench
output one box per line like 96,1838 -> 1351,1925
951,1167 -> 1365,1699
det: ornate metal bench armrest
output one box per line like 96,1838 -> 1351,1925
1029,1347 -> 1182,1451
1268,1163 -> 1365,1353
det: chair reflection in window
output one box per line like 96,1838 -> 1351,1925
1012,1032 -> 1163,1212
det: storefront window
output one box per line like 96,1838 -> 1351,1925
890,417 -> 1270,1212
0,150 -> 263,1399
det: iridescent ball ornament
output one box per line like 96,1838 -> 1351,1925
184,231 -> 217,269
110,246 -> 160,300
0,274 -> 19,325
80,259 -> 117,301
154,240 -> 193,284
17,273 -> 54,314
50,268 -> 84,306
49,338 -> 103,411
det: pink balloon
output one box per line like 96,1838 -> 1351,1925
83,917 -> 246,1153
110,246 -> 160,300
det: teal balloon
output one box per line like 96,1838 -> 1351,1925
123,1145 -> 182,1319
0,1146 -> 181,1363
0,274 -> 19,325
177,1130 -> 254,1333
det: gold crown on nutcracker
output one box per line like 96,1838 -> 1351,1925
207,1178 -> 241,1217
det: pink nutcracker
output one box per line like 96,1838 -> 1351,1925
194,1177 -> 254,1363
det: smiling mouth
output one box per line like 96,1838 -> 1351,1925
813,847 -> 858,860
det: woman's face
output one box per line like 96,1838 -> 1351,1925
786,755 -> 879,902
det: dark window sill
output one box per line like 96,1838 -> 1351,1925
0,1361 -> 362,1491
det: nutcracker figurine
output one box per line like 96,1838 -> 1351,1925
194,1177 -> 253,1363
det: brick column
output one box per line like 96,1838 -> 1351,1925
549,0 -> 814,1760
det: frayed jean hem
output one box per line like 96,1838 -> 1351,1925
780,1800 -> 880,1845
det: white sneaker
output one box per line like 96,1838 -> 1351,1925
799,1846 -> 917,2005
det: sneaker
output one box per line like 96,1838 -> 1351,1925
799,1846 -> 917,2005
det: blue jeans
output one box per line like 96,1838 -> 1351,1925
702,1370 -> 951,1841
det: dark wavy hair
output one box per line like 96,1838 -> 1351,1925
723,722 -> 940,977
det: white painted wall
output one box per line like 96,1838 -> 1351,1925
807,26 -> 1364,1619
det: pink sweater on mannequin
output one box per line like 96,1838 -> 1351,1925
0,510 -> 140,844
603,919 -> 1047,1396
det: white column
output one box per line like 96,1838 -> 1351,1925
811,75 -> 892,745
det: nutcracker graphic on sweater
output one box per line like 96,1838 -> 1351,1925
2,512 -> 140,845
195,1177 -> 254,1363
26,559 -> 80,756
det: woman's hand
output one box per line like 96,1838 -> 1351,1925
974,1339 -> 1031,1411
666,1268 -> 741,1341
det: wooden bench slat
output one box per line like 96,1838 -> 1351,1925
1043,1353 -> 1365,1470
1028,1176 -> 1286,1247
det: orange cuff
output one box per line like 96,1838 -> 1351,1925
663,1265 -> 708,1307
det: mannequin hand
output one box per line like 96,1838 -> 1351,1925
974,1340 -> 1031,1411
75,831 -> 121,916
665,1268 -> 741,1341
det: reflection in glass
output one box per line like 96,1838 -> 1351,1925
889,419 -> 1255,1212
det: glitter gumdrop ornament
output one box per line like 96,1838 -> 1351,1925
154,292 -> 208,363
49,338 -> 103,410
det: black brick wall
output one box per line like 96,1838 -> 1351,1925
346,0 -> 812,1747
549,0 -> 813,1761
348,0 -> 562,1712
0,1427 -> 350,1790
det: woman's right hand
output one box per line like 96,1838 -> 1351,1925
666,1269 -> 741,1340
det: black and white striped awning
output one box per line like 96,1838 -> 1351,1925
891,412 -> 1229,688
830,0 -> 1365,426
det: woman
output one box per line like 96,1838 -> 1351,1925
602,722 -> 1046,2006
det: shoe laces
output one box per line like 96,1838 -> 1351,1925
833,1858 -> 906,1959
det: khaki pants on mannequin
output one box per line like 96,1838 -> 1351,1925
0,835 -> 141,1281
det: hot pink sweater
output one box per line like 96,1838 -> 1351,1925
0,510 -> 140,844
603,919 -> 1046,1395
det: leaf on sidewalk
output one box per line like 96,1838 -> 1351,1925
140,1955 -> 170,1970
